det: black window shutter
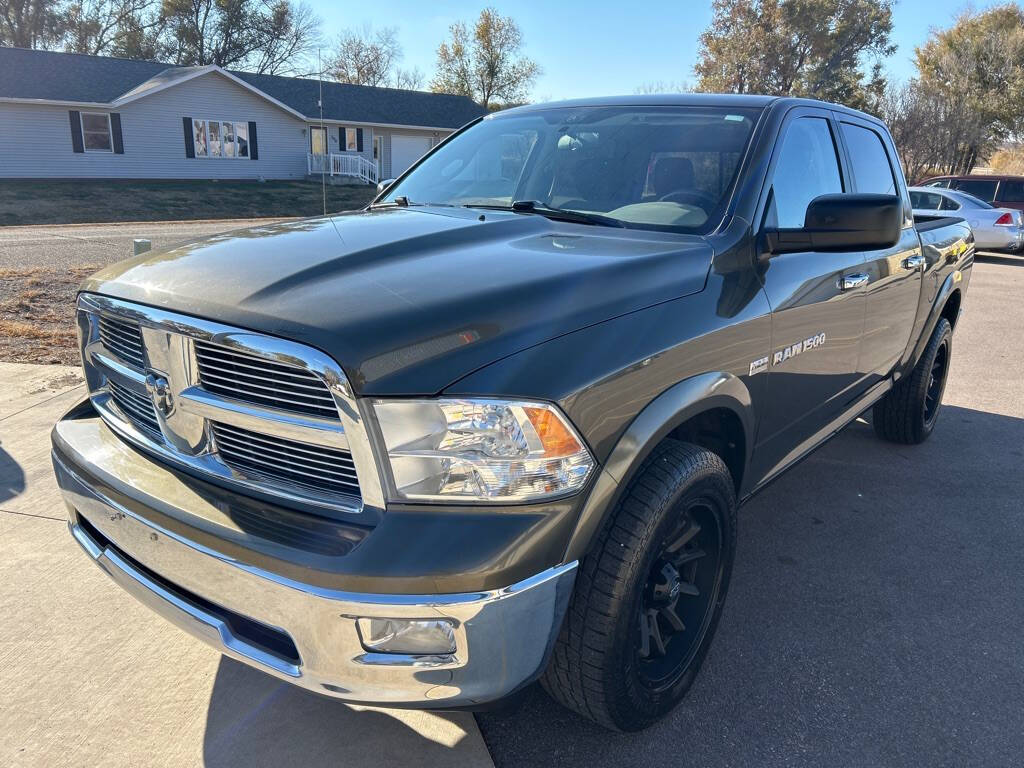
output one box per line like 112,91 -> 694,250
356,128 -> 364,152
339,126 -> 345,150
110,113 -> 124,154
69,111 -> 84,153
248,121 -> 258,160
183,116 -> 195,158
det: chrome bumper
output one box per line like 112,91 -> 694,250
53,422 -> 576,707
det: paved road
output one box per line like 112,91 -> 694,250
478,254 -> 1024,766
0,219 -> 293,271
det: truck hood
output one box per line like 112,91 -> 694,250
84,207 -> 712,394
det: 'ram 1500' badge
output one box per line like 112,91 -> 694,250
749,332 -> 827,375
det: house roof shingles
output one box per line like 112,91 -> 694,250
0,47 -> 485,129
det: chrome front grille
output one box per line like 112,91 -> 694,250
77,293 -> 385,516
107,378 -> 160,435
194,340 -> 339,419
212,422 -> 361,499
99,315 -> 145,369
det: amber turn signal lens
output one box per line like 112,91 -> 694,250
524,406 -> 583,458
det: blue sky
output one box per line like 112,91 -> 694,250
305,0 -> 1012,99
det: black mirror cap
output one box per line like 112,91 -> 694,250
376,178 -> 396,195
764,193 -> 903,255
803,193 -> 903,250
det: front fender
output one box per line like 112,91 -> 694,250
562,371 -> 754,563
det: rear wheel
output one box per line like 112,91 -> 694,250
541,440 -> 737,731
873,317 -> 952,444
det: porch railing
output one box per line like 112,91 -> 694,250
307,153 -> 379,184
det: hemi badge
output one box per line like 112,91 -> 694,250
749,356 -> 769,376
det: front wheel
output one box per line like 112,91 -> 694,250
541,440 -> 737,731
873,317 -> 953,444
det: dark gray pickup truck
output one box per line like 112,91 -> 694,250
53,95 -> 973,731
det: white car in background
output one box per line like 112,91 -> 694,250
910,186 -> 1024,252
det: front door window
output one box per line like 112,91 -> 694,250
310,127 -> 327,155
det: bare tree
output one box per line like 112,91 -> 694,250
61,0 -> 158,56
160,0 -> 319,73
328,24 -> 400,86
0,0 -> 64,48
392,65 -> 424,90
431,8 -> 540,108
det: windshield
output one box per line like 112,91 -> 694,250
379,105 -> 762,234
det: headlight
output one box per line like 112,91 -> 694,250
372,399 -> 594,502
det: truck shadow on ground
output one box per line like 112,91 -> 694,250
0,444 -> 26,505
477,405 -> 1024,767
202,657 -> 483,767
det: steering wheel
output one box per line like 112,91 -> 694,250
659,189 -> 716,210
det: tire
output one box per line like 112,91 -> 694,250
873,317 -> 952,444
541,440 -> 737,731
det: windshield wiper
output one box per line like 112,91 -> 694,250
464,200 -> 625,228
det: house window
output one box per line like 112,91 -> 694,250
193,119 -> 208,157
82,112 -> 112,152
236,122 -> 249,158
345,127 -> 358,152
191,118 -> 250,158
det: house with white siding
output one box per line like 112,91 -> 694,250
0,47 -> 486,184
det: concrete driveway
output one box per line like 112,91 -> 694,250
0,364 -> 493,768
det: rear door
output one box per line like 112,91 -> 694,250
752,108 -> 869,481
837,116 -> 924,381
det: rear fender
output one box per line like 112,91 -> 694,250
563,371 -> 754,562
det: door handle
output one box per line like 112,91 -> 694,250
902,254 -> 926,271
838,273 -> 869,291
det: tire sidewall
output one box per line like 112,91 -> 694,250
917,319 -> 953,439
607,457 -> 737,728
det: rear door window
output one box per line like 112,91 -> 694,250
939,195 -> 961,211
953,178 -> 998,201
840,123 -> 897,195
770,117 -> 844,228
910,191 -> 942,210
999,180 -> 1024,202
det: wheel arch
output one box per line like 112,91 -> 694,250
907,272 -> 963,372
564,371 -> 754,563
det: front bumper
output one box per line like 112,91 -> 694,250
53,410 -> 577,707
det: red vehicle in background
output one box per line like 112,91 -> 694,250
918,174 -> 1024,211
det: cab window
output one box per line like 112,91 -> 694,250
769,117 -> 843,229
840,123 -> 897,195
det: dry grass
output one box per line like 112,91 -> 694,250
0,180 -> 376,226
0,266 -> 98,364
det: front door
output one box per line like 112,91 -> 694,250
752,109 -> 869,482
310,126 -> 327,155
838,117 -> 924,380
373,135 -> 383,179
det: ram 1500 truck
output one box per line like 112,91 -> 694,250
52,95 -> 973,732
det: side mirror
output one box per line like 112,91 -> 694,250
763,193 -> 902,255
376,178 -> 396,195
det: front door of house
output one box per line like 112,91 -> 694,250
310,126 -> 327,155
373,135 -> 383,179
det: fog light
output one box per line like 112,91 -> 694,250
356,617 -> 457,655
